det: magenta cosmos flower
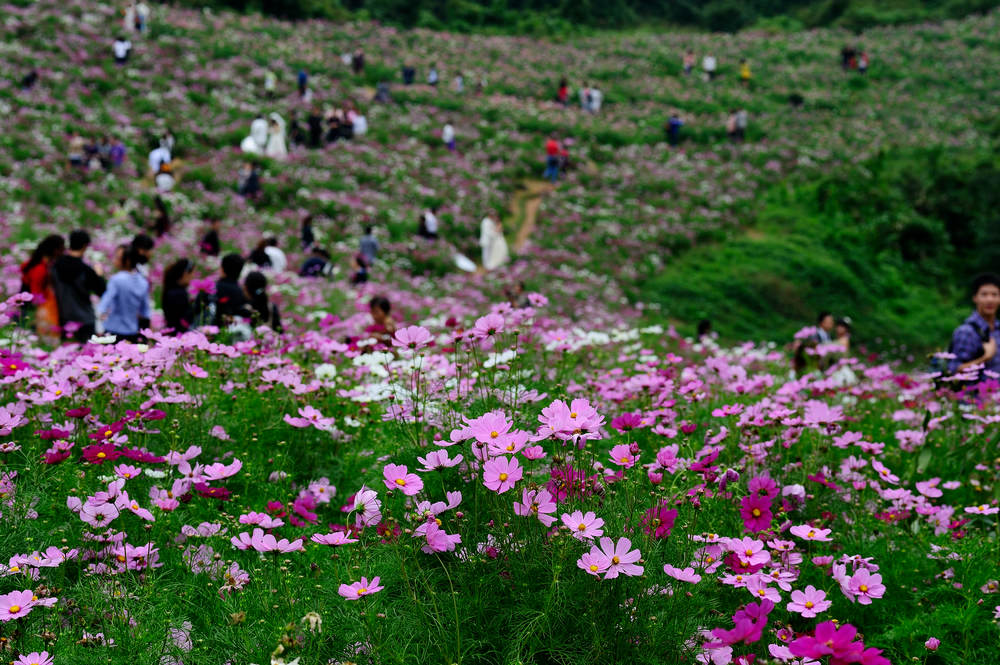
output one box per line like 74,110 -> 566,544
739,494 -> 773,533
608,443 -> 638,468
338,576 -> 384,600
483,456 -> 522,494
561,510 -> 605,541
787,585 -> 831,617
641,502 -> 677,539
593,537 -> 643,579
0,589 -> 35,622
383,463 -> 423,496
392,325 -> 433,350
848,569 -> 886,605
14,653 -> 54,665
789,621 -> 862,661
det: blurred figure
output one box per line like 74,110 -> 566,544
543,135 -> 561,183
245,271 -> 283,333
301,215 -> 315,250
702,54 -> 717,81
263,237 -> 287,272
52,230 -> 106,343
162,258 -> 195,335
739,58 -> 752,86
199,217 -> 221,257
299,247 -> 332,277
480,214 -> 509,271
97,245 -> 149,342
360,226 -> 379,264
682,49 -> 695,76
20,234 -> 66,343
666,112 -> 683,147
368,295 -> 396,345
112,35 -> 132,65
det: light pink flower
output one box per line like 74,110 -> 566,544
203,459 -> 243,481
482,456 -> 522,494
561,510 -> 605,541
594,537 -> 643,579
746,575 -> 782,603
609,443 -> 638,468
382,463 -> 424,496
663,564 -> 702,583
789,525 -> 833,542
513,488 -> 557,527
417,449 -> 463,472
577,550 -> 610,577
787,585 -> 831,617
392,325 -> 433,350
338,576 -> 384,599
848,569 -> 885,605
311,532 -> 358,546
183,363 -> 208,378
0,589 -> 35,621
871,460 -> 899,485
964,504 -> 999,515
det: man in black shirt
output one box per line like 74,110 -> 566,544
200,217 -> 221,256
51,230 -> 106,343
214,254 -> 251,325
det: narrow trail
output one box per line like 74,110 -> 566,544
509,179 -> 553,252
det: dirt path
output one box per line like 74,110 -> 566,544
509,179 -> 553,252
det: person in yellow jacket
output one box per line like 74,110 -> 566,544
739,59 -> 752,86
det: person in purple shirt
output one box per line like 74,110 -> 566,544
947,273 -> 1000,378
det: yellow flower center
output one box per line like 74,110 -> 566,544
570,412 -> 578,418
490,431 -> 499,438
8,364 -> 16,369
612,556 -> 620,564
131,503 -> 139,510
96,452 -> 106,459
124,473 -> 131,478
104,430 -> 112,437
54,389 -> 62,395
805,601 -> 814,608
751,508 -> 761,517
757,589 -> 766,596
807,530 -> 815,538
499,473 -> 508,481
620,457 -> 630,463
705,556 -> 715,564
356,588 -> 367,596
506,444 -> 514,451
9,605 -> 20,613
859,584 -> 868,592
577,523 -> 587,531
589,564 -> 598,572
394,478 -> 406,486
117,555 -> 126,563
744,549 -> 753,555
530,504 -> 539,513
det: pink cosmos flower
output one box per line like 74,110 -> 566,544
0,589 -> 35,621
416,520 -> 462,553
871,460 -> 899,485
113,464 -> 142,480
915,478 -> 943,498
924,637 -> 940,651
231,528 -> 304,553
338,576 -> 384,599
663,564 -> 702,583
80,501 -> 119,527
789,524 -> 833,542
965,504 -> 1000,515
311,532 -> 359,546
392,325 -> 433,350
238,512 -> 284,529
788,621 -> 863,661
203,459 -> 243,481
848,569 -> 885,605
746,575 -> 782,603
561,510 -> 605,540
594,537 -> 643,579
468,313 -> 505,347
417,449 -> 463,472
383,463 -> 424,496
482,456 -> 522,494
609,443 -> 638,468
513,488 -> 557,527
577,550 -> 610,577
283,406 -> 335,431
210,425 -> 231,440
14,652 -> 54,665
641,502 -> 677,539
787,585 -> 831,617
182,362 -> 208,378
740,494 -> 773,533
353,486 -> 382,527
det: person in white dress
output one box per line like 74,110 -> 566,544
480,215 -> 509,271
250,116 -> 269,151
265,114 -> 287,159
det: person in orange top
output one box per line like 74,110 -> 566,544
20,234 -> 66,343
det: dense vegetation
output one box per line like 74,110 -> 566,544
178,0 -> 1000,33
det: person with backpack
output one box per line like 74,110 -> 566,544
946,274 -> 1000,378
51,230 -> 106,343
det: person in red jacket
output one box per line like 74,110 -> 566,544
543,135 -> 561,182
20,234 -> 65,343
557,78 -> 568,106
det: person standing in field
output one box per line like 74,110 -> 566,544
702,54 -> 717,81
557,78 -> 569,106
739,58 -> 752,86
543,135 -> 561,183
666,112 -> 683,147
20,234 -> 66,344
442,121 -> 456,152
683,49 -> 695,76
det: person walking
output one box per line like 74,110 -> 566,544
480,214 -> 509,271
739,58 -> 752,86
442,121 -> 456,152
51,230 -> 106,343
666,113 -> 684,147
418,207 -> 439,240
702,54 -> 717,81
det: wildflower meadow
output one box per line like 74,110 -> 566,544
2,1 -> 1000,664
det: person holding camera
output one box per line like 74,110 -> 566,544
947,273 -> 1000,377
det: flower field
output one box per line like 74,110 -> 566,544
2,1 -> 1000,664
